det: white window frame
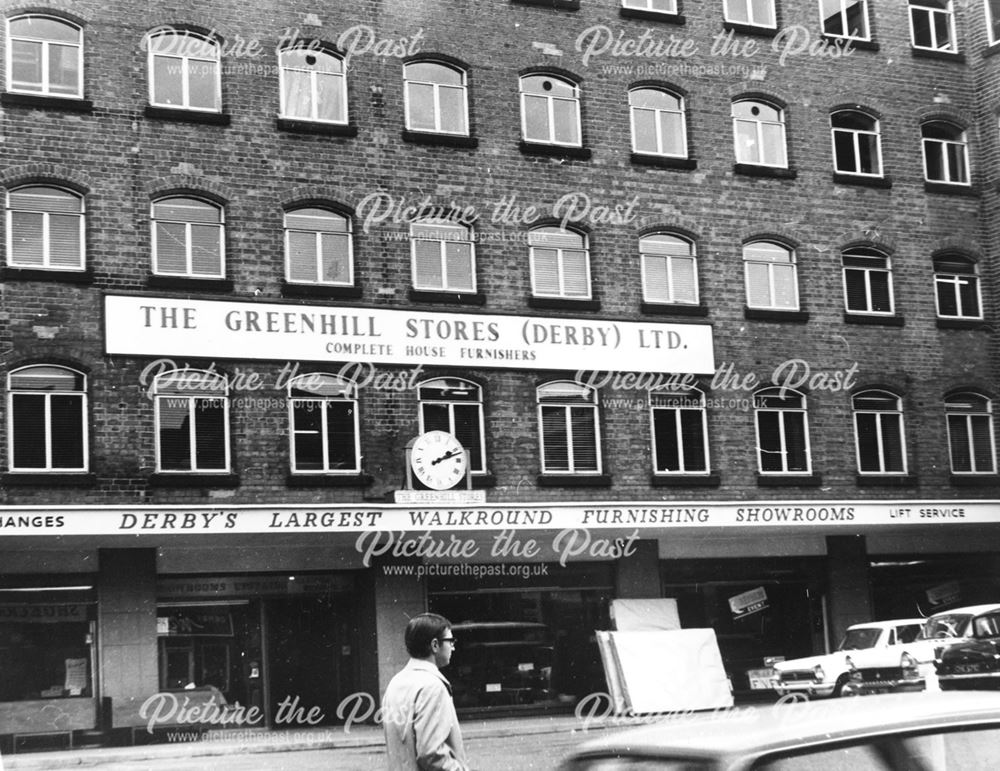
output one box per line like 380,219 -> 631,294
754,388 -> 812,474
945,393 -> 996,475
743,241 -> 799,311
278,47 -> 347,124
287,374 -> 360,474
842,248 -> 894,315
732,99 -> 788,168
519,74 -> 582,147
987,0 -> 1000,46
403,60 -> 469,135
418,378 -> 487,474
820,0 -> 872,41
410,221 -> 477,292
909,1 -> 957,52
146,28 -> 221,112
853,390 -> 908,474
537,381 -> 602,475
283,207 -> 353,286
622,0 -> 679,15
5,185 -> 85,270
153,369 -> 230,473
628,87 -> 688,158
151,196 -> 225,278
922,121 -> 970,185
529,226 -> 591,299
831,110 -> 883,177
649,387 -> 710,475
6,14 -> 83,98
724,0 -> 777,28
640,233 -> 698,305
934,255 -> 982,320
7,365 -> 88,472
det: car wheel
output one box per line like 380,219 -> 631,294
833,674 -> 851,697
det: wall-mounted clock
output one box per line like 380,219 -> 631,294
410,431 -> 468,490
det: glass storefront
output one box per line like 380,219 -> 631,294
428,563 -> 612,712
0,582 -> 96,703
870,554 -> 1000,620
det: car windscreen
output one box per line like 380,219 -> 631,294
838,627 -> 882,650
974,613 -> 1000,638
924,614 -> 972,639
565,758 -> 711,770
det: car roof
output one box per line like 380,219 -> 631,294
931,603 -> 1000,616
567,692 -> 1000,764
848,618 -> 924,629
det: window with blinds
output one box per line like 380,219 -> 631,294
8,365 -> 87,471
640,234 -> 698,305
945,393 -> 996,474
537,381 -> 601,473
411,222 -> 476,292
152,197 -> 225,277
285,208 -> 353,285
529,227 -> 590,299
743,242 -> 798,310
6,186 -> 84,270
154,370 -> 229,472
418,378 -> 486,472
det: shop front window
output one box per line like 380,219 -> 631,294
156,603 -> 251,699
0,583 -> 95,702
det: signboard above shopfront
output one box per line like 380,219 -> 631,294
103,294 -> 716,374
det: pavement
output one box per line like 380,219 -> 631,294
0,712 -> 595,770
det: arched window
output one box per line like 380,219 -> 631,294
153,369 -> 229,472
853,390 -> 906,474
520,74 -> 581,146
744,241 -> 798,310
151,196 -> 225,277
945,393 -> 996,474
640,233 -> 698,305
922,121 -> 968,184
909,1 -> 956,53
831,111 -> 882,176
623,0 -> 678,14
629,88 -> 686,157
724,0 -> 776,27
537,381 -> 601,474
821,0 -> 871,41
842,247 -> 893,315
279,47 -> 347,123
650,386 -> 709,474
6,15 -> 83,97
284,207 -> 353,285
147,28 -> 221,111
404,61 -> 469,135
418,378 -> 486,473
529,226 -> 590,299
6,186 -> 84,270
732,99 -> 787,167
7,365 -> 87,471
411,220 -> 476,293
933,254 -> 981,320
288,374 -> 359,473
754,388 -> 810,474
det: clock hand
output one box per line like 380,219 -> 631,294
431,449 -> 463,465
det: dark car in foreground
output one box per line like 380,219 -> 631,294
558,691 -> 1000,770
936,607 -> 1000,691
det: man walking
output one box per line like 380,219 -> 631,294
382,612 -> 469,770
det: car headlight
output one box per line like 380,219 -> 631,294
901,652 -> 919,679
845,656 -> 860,681
813,665 -> 825,682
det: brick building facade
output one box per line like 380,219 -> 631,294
1,0 -> 1000,750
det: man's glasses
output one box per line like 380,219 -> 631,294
438,636 -> 457,645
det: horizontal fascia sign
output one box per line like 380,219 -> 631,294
103,294 -> 715,374
0,500 -> 996,536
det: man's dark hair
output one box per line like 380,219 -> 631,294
405,612 -> 451,658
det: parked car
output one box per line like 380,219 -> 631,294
771,618 -> 923,698
558,691 -> 1000,770
936,605 -> 1000,691
844,604 -> 1000,696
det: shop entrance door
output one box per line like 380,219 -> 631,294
265,595 -> 352,727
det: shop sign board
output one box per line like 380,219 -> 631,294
157,574 -> 353,599
1,500 -> 997,536
729,587 -> 769,619
103,294 -> 716,374
0,603 -> 91,622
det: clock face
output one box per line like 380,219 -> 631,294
411,431 -> 468,490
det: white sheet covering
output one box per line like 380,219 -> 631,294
610,598 -> 681,631
609,629 -> 733,713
